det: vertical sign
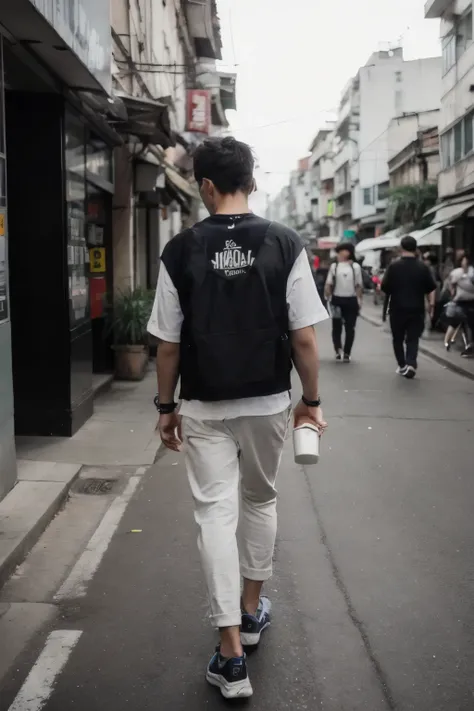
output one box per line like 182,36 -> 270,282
186,89 -> 211,134
0,210 -> 8,324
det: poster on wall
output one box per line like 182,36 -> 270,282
0,212 -> 8,324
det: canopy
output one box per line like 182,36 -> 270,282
355,228 -> 403,254
408,221 -> 448,248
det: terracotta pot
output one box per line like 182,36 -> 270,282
113,345 -> 149,381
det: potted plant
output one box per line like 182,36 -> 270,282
109,287 -> 154,381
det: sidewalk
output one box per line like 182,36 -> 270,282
0,366 -> 159,588
361,300 -> 474,381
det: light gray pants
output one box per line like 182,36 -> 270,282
182,410 -> 290,628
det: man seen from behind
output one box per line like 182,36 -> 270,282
382,235 -> 436,379
147,137 -> 328,699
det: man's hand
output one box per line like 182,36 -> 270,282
158,412 -> 182,452
294,400 -> 328,433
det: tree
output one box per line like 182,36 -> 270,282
385,184 -> 438,231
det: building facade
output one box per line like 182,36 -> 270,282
309,125 -> 338,241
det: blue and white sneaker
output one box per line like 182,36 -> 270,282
206,648 -> 253,699
241,596 -> 272,647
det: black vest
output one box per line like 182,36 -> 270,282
161,214 -> 303,401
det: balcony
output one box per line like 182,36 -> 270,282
186,0 -> 222,59
424,0 -> 452,18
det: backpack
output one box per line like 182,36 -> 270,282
163,218 -> 302,401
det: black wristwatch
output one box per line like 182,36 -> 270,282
302,395 -> 322,408
154,395 -> 177,414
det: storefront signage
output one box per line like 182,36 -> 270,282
31,0 -> 111,93
186,89 -> 211,134
0,210 -> 8,324
89,247 -> 106,273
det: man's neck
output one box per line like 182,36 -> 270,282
214,194 -> 250,215
401,251 -> 416,258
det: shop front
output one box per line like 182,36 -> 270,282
0,0 -> 113,498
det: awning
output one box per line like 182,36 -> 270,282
114,91 -> 174,149
409,221 -> 448,247
423,197 -> 474,223
358,212 -> 387,227
355,228 -> 402,254
144,144 -> 201,201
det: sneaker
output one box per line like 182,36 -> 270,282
206,648 -> 253,699
403,365 -> 416,379
241,596 -> 272,647
396,366 -> 408,375
461,346 -> 474,358
335,351 -> 343,361
343,354 -> 351,363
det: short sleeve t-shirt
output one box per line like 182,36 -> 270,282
325,261 -> 363,298
451,266 -> 474,302
148,249 -> 329,420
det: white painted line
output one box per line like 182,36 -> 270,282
8,630 -> 82,711
55,476 -> 141,601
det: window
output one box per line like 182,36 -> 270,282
363,187 -> 373,205
395,71 -> 402,83
454,121 -> 463,162
395,90 -> 403,114
457,9 -> 473,60
442,33 -> 456,74
377,182 -> 390,201
464,113 -> 473,156
441,129 -> 453,169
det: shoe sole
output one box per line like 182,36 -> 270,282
403,368 -> 416,379
241,620 -> 271,647
206,671 -> 253,698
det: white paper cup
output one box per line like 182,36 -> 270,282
293,424 -> 320,465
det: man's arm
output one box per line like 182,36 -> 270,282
156,341 -> 180,403
291,326 -> 327,431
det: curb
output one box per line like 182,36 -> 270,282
0,465 -> 82,590
360,312 -> 474,382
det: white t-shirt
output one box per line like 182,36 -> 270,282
147,250 -> 329,419
451,266 -> 474,302
325,261 -> 363,298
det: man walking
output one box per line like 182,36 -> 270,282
147,136 -> 328,698
382,235 -> 436,379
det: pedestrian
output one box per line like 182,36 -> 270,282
324,242 -> 363,362
449,254 -> 474,357
313,257 -> 330,311
381,235 -> 436,379
441,247 -> 455,283
147,136 -> 329,699
422,252 -> 442,330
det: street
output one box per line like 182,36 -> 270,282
1,318 -> 474,711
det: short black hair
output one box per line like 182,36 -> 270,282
400,235 -> 417,253
335,241 -> 355,256
456,253 -> 470,268
193,137 -> 255,195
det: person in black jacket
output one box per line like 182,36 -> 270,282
382,235 -> 436,379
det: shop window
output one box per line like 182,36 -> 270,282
65,112 -> 88,328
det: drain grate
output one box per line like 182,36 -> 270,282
74,478 -> 116,495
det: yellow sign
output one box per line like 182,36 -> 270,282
0,214 -> 4,236
90,247 -> 106,273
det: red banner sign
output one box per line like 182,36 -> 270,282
186,89 -> 211,134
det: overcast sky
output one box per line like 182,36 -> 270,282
216,0 -> 441,206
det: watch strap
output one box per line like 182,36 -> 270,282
302,395 -> 321,408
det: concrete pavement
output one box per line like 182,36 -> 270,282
1,320 -> 474,710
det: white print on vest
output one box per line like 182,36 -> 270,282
211,240 -> 255,276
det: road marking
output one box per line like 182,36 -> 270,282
55,475 -> 141,600
8,630 -> 82,711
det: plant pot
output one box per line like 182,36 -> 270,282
113,345 -> 149,381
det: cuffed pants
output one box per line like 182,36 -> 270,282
182,410 -> 290,628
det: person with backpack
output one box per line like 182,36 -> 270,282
324,242 -> 364,362
147,136 -> 329,699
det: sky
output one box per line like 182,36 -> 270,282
216,0 -> 441,207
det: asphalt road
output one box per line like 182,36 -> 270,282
1,319 -> 474,711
